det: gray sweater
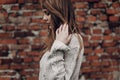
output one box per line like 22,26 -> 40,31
39,34 -> 84,80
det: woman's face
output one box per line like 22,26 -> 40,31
42,9 -> 51,23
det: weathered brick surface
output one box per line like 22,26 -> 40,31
0,0 -> 119,80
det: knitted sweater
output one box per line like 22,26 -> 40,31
39,34 -> 84,80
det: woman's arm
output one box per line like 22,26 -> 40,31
46,40 -> 70,80
45,24 -> 72,80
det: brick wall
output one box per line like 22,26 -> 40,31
0,0 -> 119,80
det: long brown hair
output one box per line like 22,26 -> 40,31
40,0 -> 83,52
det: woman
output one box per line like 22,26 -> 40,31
39,0 -> 84,80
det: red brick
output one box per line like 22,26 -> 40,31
0,77 -> 11,80
94,3 -> 107,8
0,11 -> 8,19
24,57 -> 33,63
0,60 -> 2,64
20,70 -> 35,75
103,36 -> 113,40
33,57 -> 40,62
0,6 -> 2,10
76,16 -> 85,22
2,26 -> 15,31
81,67 -> 92,73
72,0 -> 99,2
81,62 -> 90,67
18,38 -> 30,44
84,48 -> 93,54
82,36 -> 89,41
25,0 -> 33,3
32,18 -> 46,23
99,15 -> 107,21
91,9 -> 101,15
90,73 -> 112,79
101,61 -> 110,67
91,61 -> 101,67
102,67 -> 117,72
104,29 -> 112,35
17,25 -> 29,30
102,41 -> 116,47
77,23 -> 84,29
30,63 -> 39,68
111,60 -> 119,66
114,35 -> 120,41
30,25 -> 41,31
0,33 -> 13,38
14,31 -> 34,38
32,44 -> 45,51
93,29 -> 102,34
91,36 -> 102,41
76,10 -> 86,16
112,1 -> 120,8
28,51 -> 41,56
21,64 -> 29,69
0,0 -> 7,4
41,25 -> 49,29
9,12 -> 17,17
17,0 -> 24,4
84,41 -> 90,47
91,68 -> 100,72
87,16 -> 97,22
23,12 -> 33,16
34,38 -> 42,43
0,45 -> 9,51
0,65 -> 9,70
11,5 -> 19,10
0,39 -> 17,44
2,71 -> 16,76
0,0 -> 16,4
84,29 -> 91,34
90,42 -> 99,47
10,64 -> 22,69
75,3 -> 88,9
87,56 -> 99,61
33,11 -> 43,16
12,57 -> 23,64
2,59 -> 12,64
9,45 -> 29,50
23,5 -> 34,10
114,27 -> 120,34
39,30 -> 48,36
26,76 -> 38,80
109,16 -> 119,22
82,67 -> 100,73
94,48 -> 104,54
107,9 -> 117,14
106,47 -> 117,53
18,51 -> 28,57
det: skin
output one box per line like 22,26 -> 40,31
43,9 -> 72,45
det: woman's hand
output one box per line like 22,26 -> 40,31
55,23 -> 72,45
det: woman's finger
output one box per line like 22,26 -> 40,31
67,34 -> 72,44
59,24 -> 63,32
62,23 -> 67,31
64,23 -> 69,35
66,24 -> 69,33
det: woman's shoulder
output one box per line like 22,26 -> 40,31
68,33 -> 83,47
71,33 -> 83,43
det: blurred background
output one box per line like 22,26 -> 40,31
0,0 -> 119,80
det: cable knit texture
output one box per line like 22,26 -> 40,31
39,34 -> 84,80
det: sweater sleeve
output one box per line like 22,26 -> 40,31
45,40 -> 70,80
